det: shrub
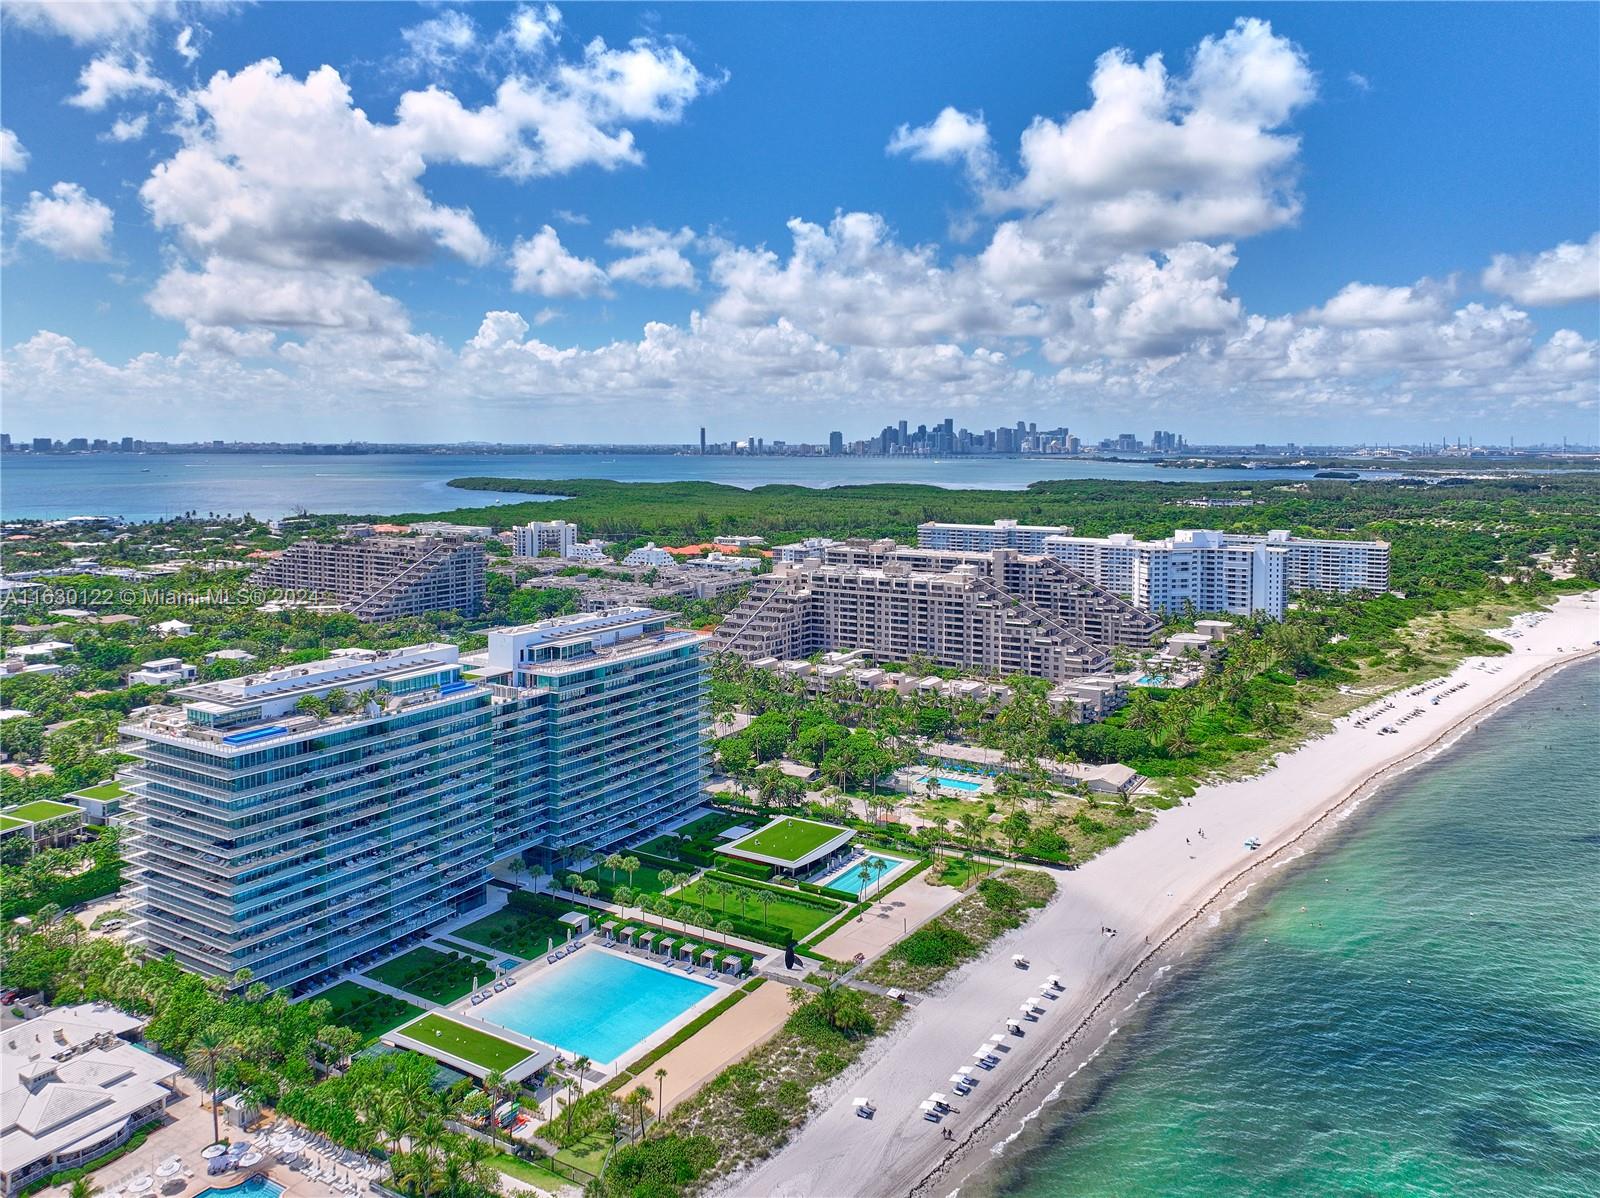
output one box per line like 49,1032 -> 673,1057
892,923 -> 977,969
741,1105 -> 783,1136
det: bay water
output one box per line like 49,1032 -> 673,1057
972,659 -> 1600,1198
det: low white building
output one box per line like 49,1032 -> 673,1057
409,522 -> 494,539
0,1004 -> 181,1197
151,619 -> 192,637
772,537 -> 839,563
203,649 -> 257,664
128,658 -> 197,686
5,642 -> 72,661
622,542 -> 675,568
713,535 -> 766,549
688,552 -> 761,573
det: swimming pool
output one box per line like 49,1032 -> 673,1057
817,852 -> 913,896
920,774 -> 984,793
1136,674 -> 1168,686
477,950 -> 716,1065
191,1177 -> 283,1198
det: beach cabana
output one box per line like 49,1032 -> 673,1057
599,919 -> 618,942
720,954 -> 742,975
637,931 -> 656,950
619,925 -> 638,945
699,948 -> 718,967
656,936 -> 675,956
678,942 -> 697,962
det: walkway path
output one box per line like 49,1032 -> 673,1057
810,874 -> 962,963
648,982 -> 795,1113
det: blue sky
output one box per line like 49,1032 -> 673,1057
2,1 -> 1596,445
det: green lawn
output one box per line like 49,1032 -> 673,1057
437,938 -> 496,961
456,893 -> 582,959
720,816 -> 848,865
4,799 -> 82,823
398,1013 -> 532,1073
312,980 -> 424,1046
364,946 -> 488,1004
73,781 -> 128,801
488,1152 -> 572,1194
577,861 -> 674,900
673,878 -> 838,941
0,816 -> 24,832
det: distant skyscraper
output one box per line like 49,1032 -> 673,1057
829,430 -> 844,454
699,426 -> 706,454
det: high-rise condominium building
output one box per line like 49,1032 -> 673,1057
250,536 -> 485,621
513,519 -> 579,559
119,609 -> 706,993
711,560 -> 1111,681
1042,528 -> 1388,618
917,518 -> 1076,555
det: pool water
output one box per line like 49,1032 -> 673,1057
1135,674 -> 1168,686
817,852 -> 913,896
191,1178 -> 284,1198
921,775 -> 984,793
478,950 -> 716,1064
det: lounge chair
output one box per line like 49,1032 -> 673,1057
547,954 -> 557,964
554,948 -> 567,959
505,976 -> 517,985
470,994 -> 482,1005
492,980 -> 505,992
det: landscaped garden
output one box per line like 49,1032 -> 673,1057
638,809 -> 754,867
668,872 -> 843,943
313,980 -> 424,1046
455,891 -> 588,959
364,946 -> 490,1004
394,1012 -> 534,1073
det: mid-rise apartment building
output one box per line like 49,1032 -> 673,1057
250,536 -> 485,621
712,560 -> 1111,681
513,520 -> 579,559
119,610 -> 706,993
1042,528 -> 1388,618
916,518 -> 1076,555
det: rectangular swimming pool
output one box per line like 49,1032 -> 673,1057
817,852 -> 914,897
477,950 -> 716,1065
921,774 -> 984,793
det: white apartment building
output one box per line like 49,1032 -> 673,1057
1042,528 -> 1388,619
127,658 -> 197,686
513,519 -> 579,559
917,518 -> 1076,555
1045,530 -> 1285,617
622,543 -> 676,568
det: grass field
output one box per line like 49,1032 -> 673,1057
488,1152 -> 573,1193
4,799 -> 82,823
365,946 -> 487,1004
673,877 -> 838,941
313,980 -> 424,1046
399,1013 -> 532,1072
456,893 -> 582,959
720,816 -> 848,865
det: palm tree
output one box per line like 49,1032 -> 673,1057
483,1069 -> 509,1142
185,1027 -> 237,1145
621,855 -> 641,888
654,1067 -> 668,1126
715,919 -> 734,946
867,856 -> 888,898
67,1180 -> 98,1198
603,852 -> 625,884
626,1084 -> 654,1142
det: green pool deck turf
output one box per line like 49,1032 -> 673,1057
396,1013 -> 533,1073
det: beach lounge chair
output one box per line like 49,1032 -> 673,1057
506,976 -> 517,985
554,948 -> 567,959
547,954 -> 557,964
470,994 -> 482,1005
492,980 -> 505,991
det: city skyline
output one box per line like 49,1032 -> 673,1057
1,3 -> 1597,444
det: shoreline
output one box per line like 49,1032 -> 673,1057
726,591 -> 1600,1198
923,641 -> 1600,1198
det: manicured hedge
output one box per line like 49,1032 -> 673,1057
716,858 -> 775,882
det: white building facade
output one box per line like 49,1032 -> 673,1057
917,519 -> 1075,555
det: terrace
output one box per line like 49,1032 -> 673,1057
384,1012 -> 549,1082
716,816 -> 855,873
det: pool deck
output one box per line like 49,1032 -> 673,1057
809,874 -> 964,964
460,944 -> 733,1074
814,852 -> 915,897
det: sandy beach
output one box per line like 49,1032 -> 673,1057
725,591 -> 1600,1198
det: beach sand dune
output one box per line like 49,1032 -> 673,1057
724,592 -> 1600,1198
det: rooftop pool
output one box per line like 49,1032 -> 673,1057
817,851 -> 914,896
921,774 -> 984,793
477,950 -> 716,1065
191,1178 -> 284,1198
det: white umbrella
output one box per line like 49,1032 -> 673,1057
930,1092 -> 947,1104
239,1151 -> 263,1167
127,1177 -> 153,1194
949,1074 -> 969,1084
201,1145 -> 227,1159
987,1033 -> 1005,1044
156,1159 -> 182,1178
852,1097 -> 870,1108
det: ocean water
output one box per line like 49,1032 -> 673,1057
973,660 -> 1600,1198
0,451 -> 1399,522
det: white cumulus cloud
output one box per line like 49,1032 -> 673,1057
607,225 -> 697,289
1483,234 -> 1600,307
888,106 -> 994,178
0,128 -> 28,172
510,225 -> 610,296
16,182 -> 114,260
68,52 -> 169,110
3,0 -> 178,45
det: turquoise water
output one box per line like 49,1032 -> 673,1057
1135,674 -> 1168,686
479,950 -> 715,1064
922,775 -> 986,793
0,451 -> 1403,522
818,852 -> 913,896
191,1178 -> 283,1198
977,659 -> 1600,1198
